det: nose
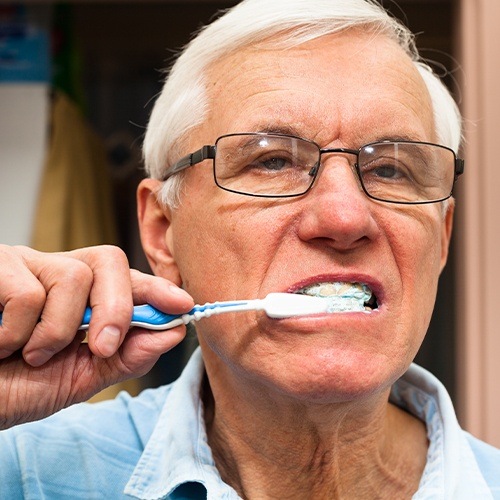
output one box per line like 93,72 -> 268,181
297,156 -> 380,251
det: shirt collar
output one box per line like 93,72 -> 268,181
124,348 -> 239,499
391,364 -> 493,499
126,349 -> 492,499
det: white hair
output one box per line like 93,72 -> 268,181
143,0 -> 462,208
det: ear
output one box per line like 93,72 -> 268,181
137,179 -> 182,285
439,200 -> 455,273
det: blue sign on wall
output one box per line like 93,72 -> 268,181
0,6 -> 50,83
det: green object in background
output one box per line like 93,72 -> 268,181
52,3 -> 85,111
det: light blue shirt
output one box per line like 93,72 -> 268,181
1,347 -> 499,499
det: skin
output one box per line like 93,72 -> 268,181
138,30 -> 454,498
0,245 -> 194,429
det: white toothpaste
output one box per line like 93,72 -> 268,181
297,282 -> 374,313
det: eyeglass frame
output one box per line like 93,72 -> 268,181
163,132 -> 465,205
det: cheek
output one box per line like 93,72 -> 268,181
383,205 -> 444,277
383,209 -> 444,335
171,195 -> 293,302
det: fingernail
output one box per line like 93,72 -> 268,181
96,326 -> 122,357
24,348 -> 55,367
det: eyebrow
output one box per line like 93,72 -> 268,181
373,134 -> 427,143
241,125 -> 426,147
252,124 -> 304,137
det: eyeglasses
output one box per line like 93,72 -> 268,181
165,132 -> 464,204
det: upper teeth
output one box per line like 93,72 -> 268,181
296,282 -> 374,312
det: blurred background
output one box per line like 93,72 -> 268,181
1,0 -> 499,446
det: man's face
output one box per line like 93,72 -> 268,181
163,30 -> 453,403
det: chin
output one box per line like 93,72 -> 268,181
252,346 -> 409,405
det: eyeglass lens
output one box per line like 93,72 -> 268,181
358,142 -> 455,203
213,133 -> 455,202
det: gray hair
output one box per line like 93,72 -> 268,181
143,0 -> 462,208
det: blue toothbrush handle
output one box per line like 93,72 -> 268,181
80,304 -> 185,331
82,301 -> 247,330
0,305 -> 185,331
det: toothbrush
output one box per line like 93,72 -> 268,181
0,293 -> 332,331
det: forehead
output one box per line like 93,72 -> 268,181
202,30 -> 435,147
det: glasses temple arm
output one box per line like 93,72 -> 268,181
455,158 -> 465,178
164,145 -> 216,179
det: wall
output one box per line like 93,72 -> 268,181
457,0 -> 500,447
0,85 -> 48,245
0,6 -> 50,245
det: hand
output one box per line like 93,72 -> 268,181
0,244 -> 194,430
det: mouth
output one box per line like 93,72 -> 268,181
294,282 -> 378,313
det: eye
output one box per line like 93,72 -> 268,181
360,159 -> 412,183
247,151 -> 297,173
371,164 -> 405,179
259,156 -> 290,171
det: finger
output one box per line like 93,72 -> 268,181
103,324 -> 188,382
0,246 -> 46,357
21,255 -> 93,367
85,274 -> 194,384
130,269 -> 194,314
69,246 -> 134,359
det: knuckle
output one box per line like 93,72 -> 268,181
61,260 -> 94,288
102,245 -> 129,266
69,244 -> 129,268
12,244 -> 31,254
78,245 -> 130,275
16,283 -> 46,309
129,268 -> 141,281
0,244 -> 13,258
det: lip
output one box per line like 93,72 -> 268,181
285,273 -> 385,308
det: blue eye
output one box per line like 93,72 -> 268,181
372,165 -> 403,179
260,157 -> 289,171
360,158 -> 412,184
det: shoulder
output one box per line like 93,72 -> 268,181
0,384 -> 173,497
35,383 -> 173,448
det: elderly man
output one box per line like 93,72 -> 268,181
0,0 -> 499,498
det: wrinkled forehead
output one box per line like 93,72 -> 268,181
201,30 -> 434,145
